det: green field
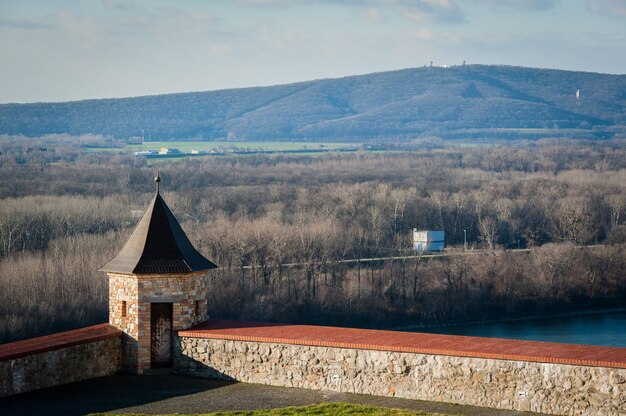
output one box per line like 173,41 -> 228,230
88,402 -> 451,416
87,140 -> 355,154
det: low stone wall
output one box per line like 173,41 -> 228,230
176,337 -> 626,416
0,324 -> 122,397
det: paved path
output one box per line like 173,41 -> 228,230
0,374 -> 536,416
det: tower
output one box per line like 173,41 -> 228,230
100,175 -> 217,374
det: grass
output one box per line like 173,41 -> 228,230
88,403 -> 454,416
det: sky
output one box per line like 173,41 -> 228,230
1,0 -> 625,103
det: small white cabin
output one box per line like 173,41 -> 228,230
413,229 -> 445,252
159,148 -> 181,155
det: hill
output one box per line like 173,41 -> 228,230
1,65 -> 625,141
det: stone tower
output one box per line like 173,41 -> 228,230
100,176 -> 217,374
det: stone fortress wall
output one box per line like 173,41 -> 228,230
176,337 -> 626,415
176,321 -> 626,416
1,319 -> 625,416
0,324 -> 122,398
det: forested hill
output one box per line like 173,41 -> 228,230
1,65 -> 625,141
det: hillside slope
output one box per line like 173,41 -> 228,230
1,65 -> 625,141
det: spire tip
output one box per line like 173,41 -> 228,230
155,172 -> 161,193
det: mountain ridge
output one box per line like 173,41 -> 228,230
1,64 -> 625,141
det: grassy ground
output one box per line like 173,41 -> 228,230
88,402 -> 453,415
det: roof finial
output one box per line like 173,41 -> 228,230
155,171 -> 161,193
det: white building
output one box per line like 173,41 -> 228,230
159,148 -> 181,155
413,230 -> 445,252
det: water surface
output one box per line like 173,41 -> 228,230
422,311 -> 626,347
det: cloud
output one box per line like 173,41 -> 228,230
230,0 -> 305,6
395,0 -> 466,23
470,0 -> 558,11
416,28 -> 434,39
227,0 -> 466,23
0,3 -> 229,56
0,15 -> 52,30
413,27 -> 463,44
206,43 -> 233,56
101,0 -> 145,13
150,6 -> 224,37
357,7 -> 387,22
586,0 -> 626,18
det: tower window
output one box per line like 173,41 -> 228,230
121,301 -> 127,317
195,300 -> 201,317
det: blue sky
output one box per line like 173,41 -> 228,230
1,0 -> 625,103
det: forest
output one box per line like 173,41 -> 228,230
1,135 -> 626,343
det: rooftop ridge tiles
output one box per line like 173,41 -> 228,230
178,319 -> 626,369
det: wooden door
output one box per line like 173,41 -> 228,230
150,303 -> 173,368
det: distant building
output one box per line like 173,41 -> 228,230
413,229 -> 445,252
134,150 -> 155,156
158,148 -> 181,155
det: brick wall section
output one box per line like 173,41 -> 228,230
0,324 -> 122,397
177,320 -> 626,416
108,271 -> 208,373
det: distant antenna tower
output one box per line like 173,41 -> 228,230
141,129 -> 145,145
576,89 -> 580,105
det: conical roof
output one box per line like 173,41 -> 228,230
100,181 -> 217,274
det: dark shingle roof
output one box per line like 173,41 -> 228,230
100,191 -> 217,274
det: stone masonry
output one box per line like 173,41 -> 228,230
108,271 -> 208,373
177,337 -> 626,416
0,327 -> 121,398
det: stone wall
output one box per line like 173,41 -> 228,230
176,337 -> 626,416
0,326 -> 122,398
109,273 -> 141,372
108,271 -> 208,373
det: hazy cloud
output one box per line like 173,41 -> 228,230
101,0 -> 145,13
7,4 -> 225,41
0,15 -> 52,30
470,0 -> 558,11
228,0 -> 466,23
395,0 -> 466,23
357,7 -> 387,22
231,0 -> 291,5
416,27 -> 433,39
586,0 -> 626,18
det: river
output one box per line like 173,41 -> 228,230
420,311 -> 626,347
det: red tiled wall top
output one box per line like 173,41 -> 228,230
0,324 -> 122,361
180,320 -> 626,369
